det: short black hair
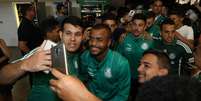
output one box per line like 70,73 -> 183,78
136,75 -> 201,101
168,7 -> 185,17
102,13 -> 117,22
20,4 -> 33,16
40,17 -> 59,37
160,18 -> 175,30
152,0 -> 163,5
91,24 -> 112,38
56,3 -> 64,12
132,13 -> 147,22
143,49 -> 171,70
146,11 -> 156,19
61,16 -> 83,31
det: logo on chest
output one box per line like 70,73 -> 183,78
169,53 -> 176,60
141,43 -> 149,50
104,68 -> 112,79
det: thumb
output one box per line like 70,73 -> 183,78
51,68 -> 65,79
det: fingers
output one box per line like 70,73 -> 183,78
51,69 -> 65,79
49,79 -> 58,88
50,79 -> 61,94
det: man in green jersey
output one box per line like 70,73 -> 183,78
151,0 -> 166,26
146,11 -> 161,40
116,13 -> 153,100
29,16 -> 84,101
154,18 -> 195,76
80,24 -> 131,101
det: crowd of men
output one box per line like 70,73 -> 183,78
0,0 -> 201,101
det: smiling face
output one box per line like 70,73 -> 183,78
60,23 -> 83,53
89,28 -> 111,60
131,19 -> 146,37
138,53 -> 168,83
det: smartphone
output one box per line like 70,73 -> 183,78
51,42 -> 68,75
43,40 -> 57,50
128,10 -> 135,17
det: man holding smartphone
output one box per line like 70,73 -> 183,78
28,16 -> 84,101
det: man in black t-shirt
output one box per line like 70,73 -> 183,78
18,4 -> 43,55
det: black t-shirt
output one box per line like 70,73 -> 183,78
18,17 -> 43,53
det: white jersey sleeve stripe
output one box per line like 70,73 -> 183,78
176,40 -> 192,53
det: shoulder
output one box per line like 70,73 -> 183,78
81,50 -> 90,59
176,40 -> 192,53
111,51 -> 129,66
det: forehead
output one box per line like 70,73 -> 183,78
147,17 -> 155,21
63,23 -> 82,32
169,14 -> 180,18
162,24 -> 175,31
132,19 -> 146,24
90,29 -> 108,37
141,54 -> 158,64
154,1 -> 163,6
103,19 -> 116,24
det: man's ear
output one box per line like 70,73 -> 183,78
158,68 -> 168,76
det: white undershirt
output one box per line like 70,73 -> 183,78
176,25 -> 194,40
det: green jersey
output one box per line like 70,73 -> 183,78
154,15 -> 166,26
80,49 -> 131,101
28,52 -> 80,101
146,24 -> 161,40
154,39 -> 195,76
116,33 -> 154,79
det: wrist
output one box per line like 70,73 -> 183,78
20,59 -> 29,72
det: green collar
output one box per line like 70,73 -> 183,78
91,49 -> 112,69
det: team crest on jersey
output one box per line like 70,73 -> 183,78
141,43 -> 149,50
170,61 -> 175,64
104,68 -> 112,78
169,53 -> 176,59
163,49 -> 167,53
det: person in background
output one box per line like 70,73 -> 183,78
18,4 -> 43,55
154,18 -> 195,76
169,8 -> 194,49
102,13 -> 126,49
151,0 -> 166,26
55,3 -> 67,26
116,13 -> 154,100
146,11 -> 161,40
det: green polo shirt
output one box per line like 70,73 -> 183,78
154,39 -> 195,76
116,33 -> 154,79
154,15 -> 166,26
28,52 -> 80,101
79,49 -> 131,101
146,24 -> 161,40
